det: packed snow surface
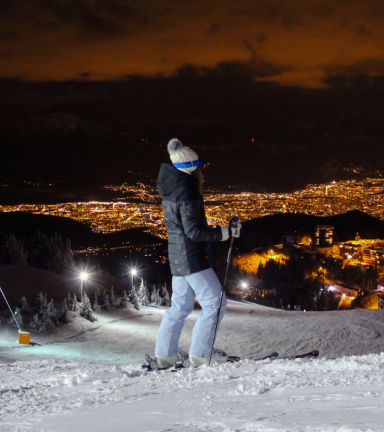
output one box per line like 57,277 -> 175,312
1,300 -> 384,431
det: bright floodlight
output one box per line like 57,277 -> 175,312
131,269 -> 137,276
241,282 -> 248,289
80,272 -> 88,281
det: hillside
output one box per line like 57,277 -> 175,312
0,211 -> 166,250
1,301 -> 384,430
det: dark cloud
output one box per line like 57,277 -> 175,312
1,0 -> 144,41
1,0 -> 384,87
208,22 -> 220,35
324,58 -> 384,78
356,25 -> 372,36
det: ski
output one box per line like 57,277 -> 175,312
250,350 -> 318,362
269,350 -> 319,361
142,351 -> 242,372
281,349 -> 319,360
227,355 -> 241,363
253,352 -> 279,362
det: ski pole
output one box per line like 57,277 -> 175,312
0,286 -> 22,332
208,216 -> 239,366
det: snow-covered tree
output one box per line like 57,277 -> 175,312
151,285 -> 157,303
127,283 -> 140,310
30,313 -> 45,332
92,292 -> 99,310
133,294 -> 140,311
29,296 -> 57,331
47,299 -> 58,327
66,293 -> 72,310
109,286 -> 115,308
119,290 -> 129,308
18,297 -> 32,315
35,292 -> 47,311
58,299 -> 68,323
151,285 -> 161,306
100,290 -> 109,310
71,294 -> 80,313
80,293 -> 95,322
7,307 -> 23,328
161,283 -> 172,306
137,279 -> 150,306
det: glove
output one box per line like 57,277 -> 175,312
230,222 -> 242,238
220,223 -> 242,241
221,225 -> 230,241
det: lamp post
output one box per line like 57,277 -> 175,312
131,269 -> 137,290
80,272 -> 88,299
319,267 -> 325,290
241,282 -> 248,297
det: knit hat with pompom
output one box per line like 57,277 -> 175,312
167,138 -> 200,174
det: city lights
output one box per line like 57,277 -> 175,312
1,177 -> 384,240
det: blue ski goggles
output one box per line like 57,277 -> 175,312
173,158 -> 203,170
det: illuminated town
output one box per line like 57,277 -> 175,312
2,178 -> 384,237
1,178 -> 384,239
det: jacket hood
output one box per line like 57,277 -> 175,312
157,163 -> 197,197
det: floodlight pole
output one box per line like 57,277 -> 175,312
0,286 -> 22,332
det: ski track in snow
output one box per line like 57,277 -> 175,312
1,301 -> 384,431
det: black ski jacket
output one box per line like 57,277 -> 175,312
157,163 -> 222,276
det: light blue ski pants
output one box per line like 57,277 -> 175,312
155,268 -> 227,359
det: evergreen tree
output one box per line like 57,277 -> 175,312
109,286 -> 115,308
133,292 -> 140,311
58,299 -> 68,323
119,290 -> 129,308
7,307 -> 23,328
92,292 -> 99,310
161,283 -> 171,306
66,293 -> 72,310
137,279 -> 150,306
30,295 -> 57,331
35,292 -> 47,311
27,231 -> 75,274
0,233 -> 28,266
47,299 -> 58,327
72,294 -> 80,313
30,313 -> 45,332
18,297 -> 32,316
80,293 -> 96,322
100,290 -> 109,310
151,285 -> 161,306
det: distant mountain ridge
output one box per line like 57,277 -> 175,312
0,113 -> 98,137
1,209 -> 382,254
1,109 -> 383,197
0,211 -> 166,250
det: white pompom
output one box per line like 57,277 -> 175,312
168,138 -> 183,153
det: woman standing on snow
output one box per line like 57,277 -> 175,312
153,138 -> 241,369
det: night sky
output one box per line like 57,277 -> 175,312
1,1 -> 384,196
2,0 -> 384,86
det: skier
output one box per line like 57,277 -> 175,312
153,138 -> 241,369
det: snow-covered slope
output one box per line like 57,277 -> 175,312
1,301 -> 384,431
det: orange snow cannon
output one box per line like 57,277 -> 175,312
18,331 -> 31,345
